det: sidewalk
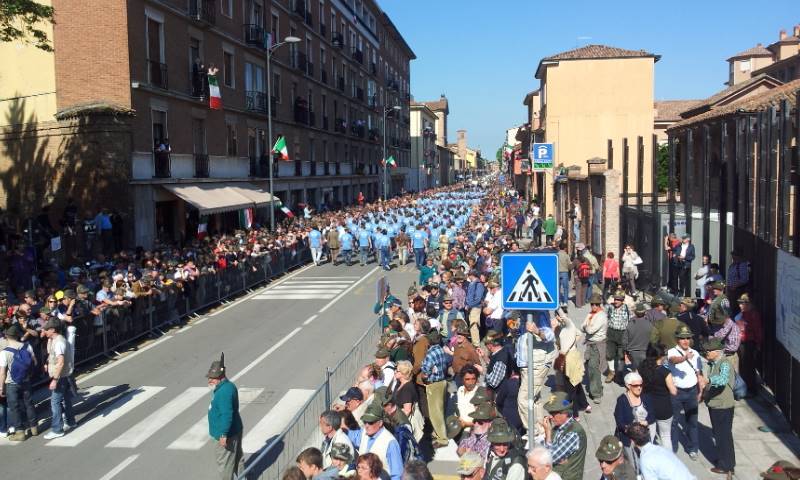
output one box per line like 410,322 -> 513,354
428,301 -> 800,480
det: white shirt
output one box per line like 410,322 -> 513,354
456,386 -> 477,424
544,471 -> 563,480
667,346 -> 702,389
485,290 -> 503,320
679,243 -> 689,259
695,264 -> 710,290
639,443 -> 697,480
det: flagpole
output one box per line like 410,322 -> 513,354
382,106 -> 387,201
267,43 -> 275,231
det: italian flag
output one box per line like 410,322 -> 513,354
503,145 -> 513,158
239,208 -> 253,229
208,74 -> 222,109
280,206 -> 294,218
272,136 -> 290,161
381,156 -> 397,168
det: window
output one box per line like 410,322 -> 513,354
271,12 -> 280,43
321,94 -> 327,115
739,59 -> 750,72
226,123 -> 238,156
244,62 -> 264,92
221,0 -> 233,17
319,1 -> 325,25
152,109 -> 168,146
192,118 -> 206,154
146,17 -> 164,62
320,47 -> 326,68
250,1 -> 263,26
273,72 -> 282,102
331,11 -> 336,33
223,51 -> 235,88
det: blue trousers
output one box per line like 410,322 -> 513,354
342,249 -> 353,265
414,248 -> 426,269
559,272 -> 570,305
380,247 -> 390,269
50,377 -> 76,434
585,272 -> 597,303
671,387 -> 699,454
359,246 -> 369,265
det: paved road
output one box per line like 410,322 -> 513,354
0,260 -> 420,480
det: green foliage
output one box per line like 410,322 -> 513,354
1,0 -> 55,52
496,147 -> 502,161
657,143 -> 669,193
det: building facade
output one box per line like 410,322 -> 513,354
2,0 -> 414,248
409,102 -> 437,191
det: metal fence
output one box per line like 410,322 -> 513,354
46,245 -> 312,375
237,315 -> 384,480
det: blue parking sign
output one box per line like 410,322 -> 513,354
501,253 -> 559,310
531,143 -> 554,170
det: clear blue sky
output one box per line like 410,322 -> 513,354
380,0 -> 798,156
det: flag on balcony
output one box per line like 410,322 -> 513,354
272,136 -> 290,160
208,74 -> 222,109
239,208 -> 254,229
279,206 -> 295,218
381,156 -> 397,168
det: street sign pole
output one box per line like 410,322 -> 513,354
526,311 -> 534,453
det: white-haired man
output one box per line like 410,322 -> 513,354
527,446 -> 562,480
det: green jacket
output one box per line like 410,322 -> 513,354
374,294 -> 399,327
705,357 -> 736,409
208,378 -> 243,440
543,217 -> 557,236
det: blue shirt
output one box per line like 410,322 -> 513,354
340,232 -> 354,250
308,230 -> 322,248
412,230 -> 427,249
421,344 -> 448,383
465,281 -> 486,309
358,229 -> 371,247
347,428 -> 403,480
638,443 -> 696,480
377,234 -> 390,249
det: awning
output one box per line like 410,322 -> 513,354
230,182 -> 276,207
163,182 -> 274,215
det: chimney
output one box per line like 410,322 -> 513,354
794,25 -> 800,37
779,29 -> 787,40
756,42 -> 762,47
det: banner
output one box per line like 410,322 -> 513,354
776,248 -> 800,360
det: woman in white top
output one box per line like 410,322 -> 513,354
621,245 -> 642,296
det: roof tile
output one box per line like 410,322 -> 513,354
542,44 -> 658,61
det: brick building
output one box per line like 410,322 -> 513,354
2,0 -> 414,248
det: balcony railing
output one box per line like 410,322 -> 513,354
332,32 -> 344,49
294,108 -> 308,124
245,90 -> 267,113
294,160 -> 302,176
153,151 -> 171,178
148,60 -> 168,89
190,69 -> 207,98
243,24 -> 264,47
249,154 -> 269,177
194,153 -> 209,178
351,124 -> 365,138
189,0 -> 216,25
351,48 -> 363,64
334,118 -> 346,133
309,161 -> 316,176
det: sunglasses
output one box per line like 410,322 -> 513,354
629,384 -> 643,388
599,459 -> 617,465
363,420 -> 379,425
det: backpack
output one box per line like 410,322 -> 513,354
394,424 -> 423,463
4,344 -> 34,384
577,261 -> 592,280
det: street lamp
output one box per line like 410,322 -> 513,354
267,35 -> 301,231
382,105 -> 401,200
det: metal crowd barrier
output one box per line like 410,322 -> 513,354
59,245 -> 311,372
237,316 -> 384,480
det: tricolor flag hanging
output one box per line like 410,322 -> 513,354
280,206 -> 295,218
503,144 -> 513,159
381,156 -> 397,168
272,136 -> 290,161
208,74 -> 222,109
239,208 -> 254,229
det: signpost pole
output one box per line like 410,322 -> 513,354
526,311 -> 535,453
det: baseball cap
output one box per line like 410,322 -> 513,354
339,387 -> 364,402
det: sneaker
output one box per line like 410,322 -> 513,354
9,431 -> 26,442
28,426 -> 39,436
64,423 -> 76,432
688,451 -> 698,461
584,405 -> 592,414
592,397 -> 602,404
604,371 -> 616,383
43,431 -> 65,440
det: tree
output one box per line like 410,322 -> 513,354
657,143 -> 669,193
1,0 -> 55,52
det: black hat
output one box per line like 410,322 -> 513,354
340,386 -> 364,402
206,352 -> 226,379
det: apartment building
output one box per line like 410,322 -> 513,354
728,26 -> 800,86
409,102 -> 437,191
1,0 -> 414,248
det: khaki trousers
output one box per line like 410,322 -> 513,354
468,307 -> 482,346
425,380 -> 448,445
517,360 -> 552,433
214,433 -> 244,480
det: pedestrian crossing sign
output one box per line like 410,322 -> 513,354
501,253 -> 559,310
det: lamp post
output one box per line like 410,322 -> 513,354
267,35 -> 301,231
382,105 -> 401,200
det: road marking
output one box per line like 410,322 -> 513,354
167,387 -> 265,451
98,454 -> 140,480
232,327 -> 302,381
242,389 -> 315,454
255,293 -> 337,300
208,263 -> 315,317
281,280 -> 356,284
302,315 -> 318,326
47,386 -> 165,447
318,267 -> 380,313
106,387 -> 208,448
298,276 -> 361,279
78,337 -> 174,386
268,286 -> 347,291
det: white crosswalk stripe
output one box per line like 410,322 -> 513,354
47,386 -> 165,447
242,389 -> 315,454
254,276 -> 357,300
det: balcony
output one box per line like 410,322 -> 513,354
334,118 -> 346,134
148,60 -> 168,89
320,23 -> 327,37
367,95 -> 378,109
190,69 -> 207,98
249,155 -> 270,177
351,123 -> 365,138
355,87 -> 364,102
194,153 -> 209,178
309,161 -> 316,176
351,48 -> 363,64
368,128 -> 380,142
337,76 -> 345,92
321,69 -> 328,84
153,151 -> 171,178
332,32 -> 344,49
370,62 -> 377,75
243,24 -> 265,47
189,0 -> 216,25
294,108 -> 308,124
245,90 -> 267,113
292,51 -> 308,73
